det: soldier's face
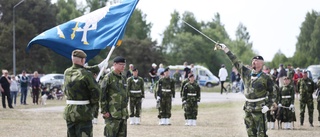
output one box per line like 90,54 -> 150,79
114,63 -> 126,73
252,59 -> 263,70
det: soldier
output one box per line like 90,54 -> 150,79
156,67 -> 175,125
127,68 -> 145,125
276,77 -> 295,129
215,43 -> 274,137
316,76 -> 320,125
182,74 -> 201,126
286,64 -> 295,80
100,56 -> 128,137
297,70 -> 315,127
173,69 -> 182,89
63,49 -> 101,137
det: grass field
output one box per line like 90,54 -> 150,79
0,94 -> 319,137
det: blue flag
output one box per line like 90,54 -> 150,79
27,0 -> 139,61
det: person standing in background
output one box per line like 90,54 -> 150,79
0,70 -> 13,109
31,71 -> 41,105
218,64 -> 228,94
19,70 -> 29,105
10,75 -> 19,107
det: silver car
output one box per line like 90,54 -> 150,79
40,74 -> 64,89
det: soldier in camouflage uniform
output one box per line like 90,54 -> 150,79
316,77 -> 320,125
127,68 -> 145,125
63,50 -> 101,137
182,74 -> 201,126
215,43 -> 274,137
100,56 -> 128,137
276,77 -> 295,129
173,70 -> 182,89
156,67 -> 175,125
297,70 -> 315,127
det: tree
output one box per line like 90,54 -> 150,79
0,0 -> 58,74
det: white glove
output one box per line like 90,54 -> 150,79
156,96 -> 160,101
98,59 -> 108,69
289,104 -> 294,109
172,98 -> 175,102
261,106 -> 269,113
278,104 -> 282,107
214,43 -> 229,52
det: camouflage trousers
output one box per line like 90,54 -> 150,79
279,104 -> 295,122
266,111 -> 276,122
300,100 -> 314,124
317,101 -> 320,121
244,112 -> 268,137
104,118 -> 127,137
66,120 -> 93,137
129,97 -> 142,117
184,101 -> 198,119
158,97 -> 172,118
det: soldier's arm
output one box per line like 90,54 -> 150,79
100,76 -> 109,114
266,76 -> 275,107
182,85 -> 188,102
171,79 -> 175,98
290,85 -> 295,104
86,73 -> 101,103
140,77 -> 145,98
126,78 -> 131,96
197,84 -> 201,102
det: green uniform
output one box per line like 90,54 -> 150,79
276,84 -> 295,122
182,82 -> 200,120
100,71 -> 128,137
266,74 -> 279,124
297,77 -> 315,126
180,79 -> 189,98
226,51 -> 274,137
156,77 -> 175,119
127,76 -> 144,118
173,72 -> 182,88
63,64 -> 101,137
316,79 -> 320,121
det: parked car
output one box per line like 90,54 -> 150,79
40,74 -> 64,89
307,65 -> 320,83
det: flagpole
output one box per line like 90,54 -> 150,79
96,46 -> 116,82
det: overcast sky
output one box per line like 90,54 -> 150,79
136,0 -> 320,61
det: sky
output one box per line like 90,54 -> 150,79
135,0 -> 320,61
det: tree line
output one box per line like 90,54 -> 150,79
0,0 -> 319,78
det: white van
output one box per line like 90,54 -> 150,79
307,65 -> 320,83
168,65 -> 220,87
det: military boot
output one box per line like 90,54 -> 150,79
130,117 -> 135,125
159,118 -> 165,125
166,118 -> 171,125
187,120 -> 192,126
185,119 -> 189,126
270,122 -> 275,129
192,120 -> 197,126
135,117 -> 140,125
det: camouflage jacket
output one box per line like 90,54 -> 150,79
182,82 -> 201,102
226,51 -> 274,112
100,71 -> 128,120
297,78 -> 315,102
173,72 -> 182,83
63,64 -> 101,122
127,76 -> 144,98
180,79 -> 190,97
276,84 -> 295,105
287,68 -> 295,79
157,77 -> 175,98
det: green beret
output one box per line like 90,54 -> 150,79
72,49 -> 87,58
113,56 -> 126,63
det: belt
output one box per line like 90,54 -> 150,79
66,100 -> 90,105
245,97 -> 266,103
130,90 -> 141,93
187,93 -> 197,96
162,89 -> 171,92
282,95 -> 291,98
